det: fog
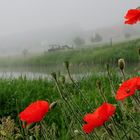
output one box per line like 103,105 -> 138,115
0,0 -> 138,35
0,0 -> 139,55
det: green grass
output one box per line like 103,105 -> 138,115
0,38 -> 139,68
0,38 -> 140,139
24,39 -> 140,66
0,68 -> 140,139
0,38 -> 139,75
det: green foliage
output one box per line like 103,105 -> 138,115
91,33 -> 102,42
0,67 -> 140,139
0,38 -> 139,75
0,38 -> 140,139
73,37 -> 85,46
24,38 -> 140,67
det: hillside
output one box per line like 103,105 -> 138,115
0,38 -> 139,75
24,38 -> 140,66
0,23 -> 140,56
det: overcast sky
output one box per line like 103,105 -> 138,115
0,0 -> 139,35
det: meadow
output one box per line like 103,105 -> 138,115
0,38 -> 139,74
0,39 -> 140,140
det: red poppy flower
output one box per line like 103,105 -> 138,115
136,77 -> 140,90
116,77 -> 140,101
83,103 -> 116,134
124,9 -> 140,25
19,100 -> 49,126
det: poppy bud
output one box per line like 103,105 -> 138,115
49,101 -> 57,110
118,58 -> 125,70
96,80 -> 102,89
59,75 -> 65,84
64,61 -> 69,69
51,72 -> 57,81
74,130 -> 80,135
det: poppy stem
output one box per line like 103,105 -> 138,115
128,113 -> 140,129
111,117 -> 122,140
81,132 -> 95,140
121,69 -> 126,81
93,131 -> 102,140
68,99 -> 83,116
67,66 -> 77,85
132,96 -> 140,107
96,80 -> 107,102
134,94 -> 140,104
65,63 -> 91,107
24,128 -> 30,140
61,84 -> 83,116
60,86 -> 83,119
111,116 -> 130,140
106,64 -> 116,96
106,64 -> 124,117
16,99 -> 26,139
52,75 -> 82,126
103,124 -> 115,140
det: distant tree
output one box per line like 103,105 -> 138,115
22,49 -> 28,58
73,37 -> 85,46
91,37 -> 94,43
91,33 -> 102,42
124,33 -> 131,39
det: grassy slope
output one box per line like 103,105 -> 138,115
0,74 -> 121,139
24,39 -> 140,66
1,71 -> 140,139
0,38 -> 139,68
0,38 -> 140,139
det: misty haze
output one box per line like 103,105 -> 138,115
0,1 -> 138,56
1,1 -> 140,140
0,0 -> 138,76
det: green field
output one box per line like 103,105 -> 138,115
26,39 -> 139,66
0,65 -> 140,139
0,39 -> 140,139
0,39 -> 140,73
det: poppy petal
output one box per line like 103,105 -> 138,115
124,9 -> 140,25
136,77 -> 140,90
125,9 -> 140,19
82,102 -> 116,134
116,77 -> 139,100
93,102 -> 116,122
83,123 -> 95,134
19,100 -> 49,125
83,113 -> 94,122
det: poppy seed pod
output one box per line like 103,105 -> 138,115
74,130 -> 80,135
118,58 -> 125,70
49,101 -> 57,110
51,72 -> 57,80
64,61 -> 69,69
